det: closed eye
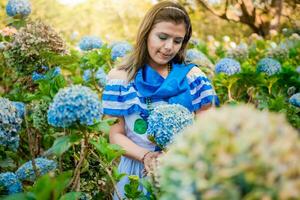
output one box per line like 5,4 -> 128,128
158,33 -> 168,40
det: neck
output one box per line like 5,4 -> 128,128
147,62 -> 170,78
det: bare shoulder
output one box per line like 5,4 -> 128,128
107,68 -> 128,80
187,66 -> 206,77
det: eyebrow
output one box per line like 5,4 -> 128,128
157,32 -> 184,40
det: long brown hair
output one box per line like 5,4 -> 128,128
118,1 -> 192,81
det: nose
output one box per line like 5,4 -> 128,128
164,39 -> 173,50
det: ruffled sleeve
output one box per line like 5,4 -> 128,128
102,78 -> 148,116
187,67 -> 219,111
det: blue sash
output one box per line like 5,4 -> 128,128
134,62 -> 195,112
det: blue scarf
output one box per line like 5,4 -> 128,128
134,62 -> 195,112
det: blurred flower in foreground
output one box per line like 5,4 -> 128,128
158,105 -> 300,200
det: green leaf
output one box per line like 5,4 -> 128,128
59,192 -> 82,200
90,137 -> 125,163
46,134 -> 82,156
88,118 -> 118,134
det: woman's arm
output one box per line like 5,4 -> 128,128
194,103 -> 212,119
108,116 -> 161,171
109,116 -> 149,161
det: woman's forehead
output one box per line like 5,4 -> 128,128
151,21 -> 186,37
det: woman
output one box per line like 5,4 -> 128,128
102,1 -> 219,199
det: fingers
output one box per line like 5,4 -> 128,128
142,151 -> 163,176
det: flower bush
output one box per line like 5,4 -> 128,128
47,85 -> 103,128
226,43 -> 248,62
0,172 -> 22,194
5,21 -> 67,75
79,36 -> 103,51
267,43 -> 289,61
256,58 -> 281,76
215,58 -> 241,75
147,104 -> 193,149
157,105 -> 300,200
15,158 -> 57,182
6,0 -> 31,18
110,41 -> 133,61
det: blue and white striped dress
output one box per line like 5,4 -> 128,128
102,66 -> 218,199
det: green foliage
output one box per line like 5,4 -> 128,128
3,172 -> 81,200
46,134 -> 82,156
90,137 -> 125,164
124,176 -> 146,200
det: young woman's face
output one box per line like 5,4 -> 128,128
146,21 -> 186,68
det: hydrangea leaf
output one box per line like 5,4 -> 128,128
46,134 -> 82,156
59,192 -> 82,200
90,137 -> 125,163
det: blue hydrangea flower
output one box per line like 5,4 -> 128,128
79,36 -> 103,51
296,66 -> 300,74
0,98 -> 22,151
289,93 -> 300,107
111,41 -> 133,61
0,172 -> 22,194
47,85 -> 103,128
215,58 -> 241,75
256,58 -> 281,76
6,0 -> 31,18
12,102 -> 25,118
0,131 -> 19,151
185,49 -> 213,68
185,49 -> 207,62
16,158 -> 57,182
147,104 -> 193,149
32,71 -> 45,81
32,66 -> 61,81
82,68 -> 107,87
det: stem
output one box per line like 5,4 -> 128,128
107,60 -> 113,71
24,110 -> 40,178
91,150 -> 122,200
227,83 -> 233,101
68,133 -> 89,191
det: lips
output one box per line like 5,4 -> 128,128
159,52 -> 172,58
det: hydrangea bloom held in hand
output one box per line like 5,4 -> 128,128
0,172 -> 22,194
15,157 -> 57,182
289,93 -> 300,107
47,85 -> 102,128
82,68 -> 107,87
256,58 -> 281,76
147,104 -> 193,149
215,58 -> 241,75
79,36 -> 102,51
110,41 -> 133,61
6,0 -> 31,18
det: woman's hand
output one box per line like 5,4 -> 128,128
142,151 -> 162,176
